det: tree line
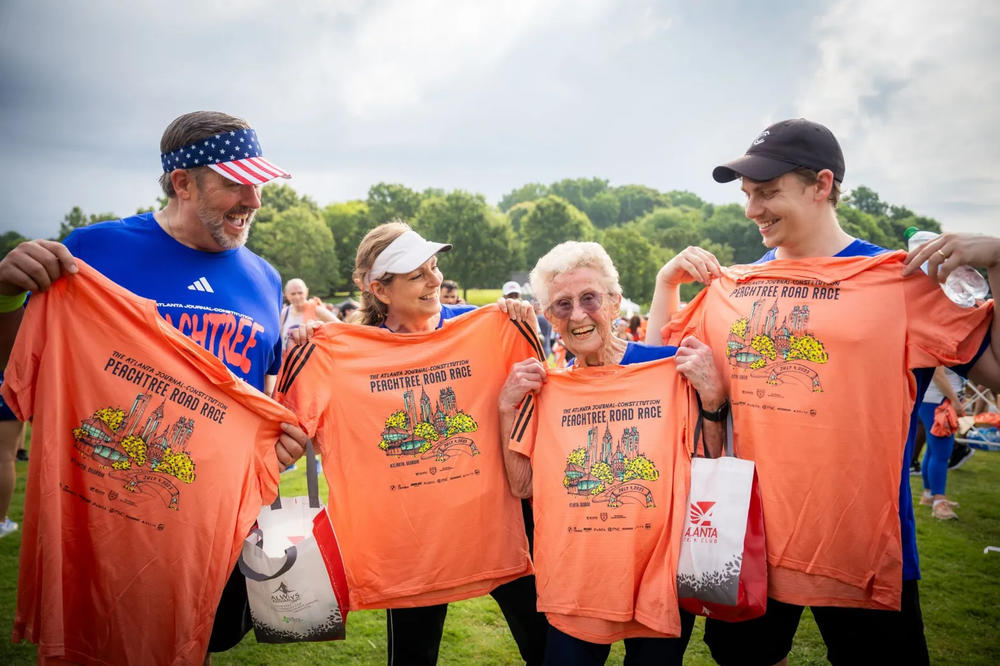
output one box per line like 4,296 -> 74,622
1,180 -> 941,306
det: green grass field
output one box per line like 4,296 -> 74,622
1,445 -> 998,664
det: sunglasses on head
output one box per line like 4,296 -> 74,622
548,291 -> 609,319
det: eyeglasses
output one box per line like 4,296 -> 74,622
547,291 -> 609,319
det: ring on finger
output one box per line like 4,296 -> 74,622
937,249 -> 948,260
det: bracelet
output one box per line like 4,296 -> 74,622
699,398 -> 730,422
0,291 -> 27,313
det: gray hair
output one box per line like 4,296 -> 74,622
529,241 -> 622,309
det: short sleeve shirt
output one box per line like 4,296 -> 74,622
64,213 -> 283,390
509,358 -> 695,642
275,306 -> 543,609
1,262 -> 292,664
664,251 -> 993,609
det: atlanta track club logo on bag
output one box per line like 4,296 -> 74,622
683,501 -> 719,542
271,581 -> 303,611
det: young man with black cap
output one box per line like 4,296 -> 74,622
0,111 -> 309,657
647,118 -> 1000,665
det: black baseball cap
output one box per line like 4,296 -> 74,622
712,118 -> 845,184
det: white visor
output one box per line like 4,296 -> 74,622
367,230 -> 452,289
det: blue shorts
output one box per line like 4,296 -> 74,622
0,372 -> 16,422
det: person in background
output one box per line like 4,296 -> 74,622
533,299 -> 553,360
0,369 -> 23,538
613,318 -> 630,341
628,314 -> 643,342
337,299 -> 360,322
503,280 -> 523,300
280,278 -> 336,350
917,367 -> 966,519
440,279 -> 461,305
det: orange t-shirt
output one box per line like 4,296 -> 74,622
664,252 -> 993,609
274,305 -> 543,609
1,262 -> 292,665
509,359 -> 694,643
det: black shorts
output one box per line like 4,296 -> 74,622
703,579 -> 928,666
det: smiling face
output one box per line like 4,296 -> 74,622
374,256 -> 444,325
544,267 -> 620,364
192,168 -> 261,249
741,172 -> 818,252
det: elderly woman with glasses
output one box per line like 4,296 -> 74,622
498,241 -> 727,666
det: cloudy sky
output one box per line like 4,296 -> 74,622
1,0 -> 997,241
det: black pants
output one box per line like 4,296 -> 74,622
387,578 -> 548,666
543,610 -> 695,666
206,565 -> 253,653
703,579 -> 929,666
386,500 -> 549,665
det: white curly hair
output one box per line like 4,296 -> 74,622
529,241 -> 622,309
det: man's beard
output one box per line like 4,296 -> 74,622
199,203 -> 256,250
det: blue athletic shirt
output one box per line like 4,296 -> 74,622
64,213 -> 283,392
568,341 -> 678,366
440,303 -> 477,323
380,303 -> 477,333
756,237 -> 988,581
621,341 -> 678,365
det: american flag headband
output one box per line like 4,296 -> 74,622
159,128 -> 290,186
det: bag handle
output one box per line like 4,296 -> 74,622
238,528 -> 300,581
692,409 -> 735,459
270,438 -> 321,510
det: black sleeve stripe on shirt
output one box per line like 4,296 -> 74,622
510,392 -> 534,439
511,319 -> 545,361
277,343 -> 310,394
278,343 -> 317,395
511,395 -> 535,445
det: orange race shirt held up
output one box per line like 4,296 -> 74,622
509,359 -> 694,643
664,252 -> 993,610
1,262 -> 293,665
274,305 -> 543,609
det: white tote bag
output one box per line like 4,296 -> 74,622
677,413 -> 767,621
239,442 -> 350,642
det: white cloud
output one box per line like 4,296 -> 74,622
2,1 -> 997,240
799,0 -> 1000,232
331,0 -> 613,117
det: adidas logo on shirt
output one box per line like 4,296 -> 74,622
187,277 -> 214,293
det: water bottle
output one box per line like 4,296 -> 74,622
904,227 -> 989,307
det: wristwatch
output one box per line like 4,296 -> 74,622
699,398 -> 730,422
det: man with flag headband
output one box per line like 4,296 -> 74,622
0,111 -> 308,655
